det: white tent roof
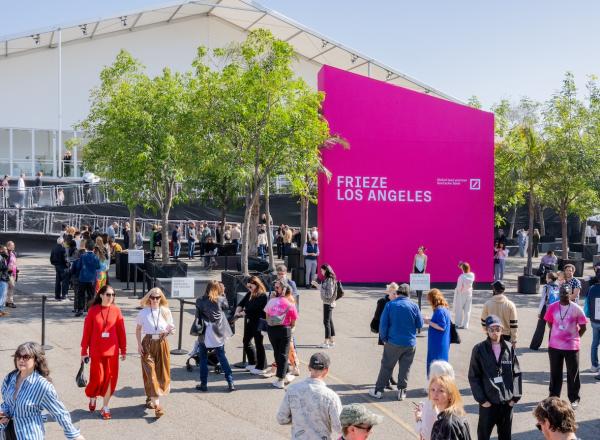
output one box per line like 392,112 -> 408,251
0,0 -> 461,103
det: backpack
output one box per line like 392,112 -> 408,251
266,304 -> 291,326
335,280 -> 344,300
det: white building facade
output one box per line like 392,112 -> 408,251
0,0 -> 457,179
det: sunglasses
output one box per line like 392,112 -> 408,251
15,354 -> 33,361
536,423 -> 542,431
102,293 -> 116,297
487,327 -> 502,333
150,296 -> 161,300
353,425 -> 373,432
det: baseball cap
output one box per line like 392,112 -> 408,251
309,352 -> 330,370
485,315 -> 503,328
491,280 -> 505,291
339,404 -> 384,427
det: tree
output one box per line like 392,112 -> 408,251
196,30 -> 334,274
80,50 -> 200,263
543,73 -> 600,259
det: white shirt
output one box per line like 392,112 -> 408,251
136,306 -> 174,335
17,177 -> 25,191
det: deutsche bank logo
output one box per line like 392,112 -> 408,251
469,179 -> 481,190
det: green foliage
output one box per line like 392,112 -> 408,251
467,95 -> 482,109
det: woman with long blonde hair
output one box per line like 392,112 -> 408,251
135,288 -> 175,418
94,237 -> 109,293
428,375 -> 471,440
195,281 -> 235,392
424,289 -> 451,378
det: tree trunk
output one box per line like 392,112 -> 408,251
240,194 -> 253,275
161,207 -> 170,264
580,219 -> 587,247
248,199 -> 260,257
300,196 -> 309,251
537,204 -> 546,236
129,206 -> 136,251
508,205 -> 518,239
526,192 -> 535,275
220,205 -> 227,244
265,176 -> 275,270
560,208 -> 568,259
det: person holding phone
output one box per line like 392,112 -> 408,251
80,285 -> 126,420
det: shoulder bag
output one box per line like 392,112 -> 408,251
450,322 -> 461,344
76,357 -> 89,388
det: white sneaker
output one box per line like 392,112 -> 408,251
272,379 -> 285,389
318,343 -> 330,349
590,365 -> 600,373
285,374 -> 296,384
261,370 -> 275,378
245,364 -> 256,372
250,368 -> 267,375
398,388 -> 407,401
329,341 -> 336,348
290,366 -> 300,376
368,389 -> 383,399
571,400 -> 579,410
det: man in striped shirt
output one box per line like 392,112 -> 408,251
481,281 -> 518,346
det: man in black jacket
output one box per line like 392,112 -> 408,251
50,237 -> 69,301
468,315 -> 522,440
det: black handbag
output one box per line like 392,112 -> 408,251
190,317 -> 205,337
335,280 -> 345,300
450,322 -> 461,344
2,419 -> 17,440
258,318 -> 269,333
76,358 -> 89,388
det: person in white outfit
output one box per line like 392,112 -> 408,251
454,262 -> 475,329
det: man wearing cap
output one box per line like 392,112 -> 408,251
369,283 -> 423,401
468,315 -> 522,440
338,404 -> 383,440
277,352 -> 342,439
481,281 -> 518,346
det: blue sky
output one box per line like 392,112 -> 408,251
2,0 -> 599,108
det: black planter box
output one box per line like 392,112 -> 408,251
220,271 -> 275,306
540,235 -> 556,243
115,252 -> 144,282
518,275 -> 539,294
557,258 -> 585,277
144,261 -> 188,279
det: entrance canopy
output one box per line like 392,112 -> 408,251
0,0 -> 459,103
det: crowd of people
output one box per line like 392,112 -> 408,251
0,228 -> 597,439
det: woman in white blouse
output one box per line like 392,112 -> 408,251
135,288 -> 175,418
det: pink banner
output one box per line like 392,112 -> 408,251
317,66 -> 494,283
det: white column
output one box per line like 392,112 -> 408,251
52,132 -> 57,177
58,28 -> 62,178
9,128 -> 13,176
31,129 -> 35,176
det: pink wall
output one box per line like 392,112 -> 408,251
317,66 -> 495,283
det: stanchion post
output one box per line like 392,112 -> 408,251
125,262 -> 131,290
133,264 -> 137,297
41,296 -> 53,351
170,298 -> 188,355
233,316 -> 248,368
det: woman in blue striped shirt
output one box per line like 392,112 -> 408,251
0,342 -> 85,440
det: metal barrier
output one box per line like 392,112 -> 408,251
41,295 -> 53,351
0,183 -> 117,209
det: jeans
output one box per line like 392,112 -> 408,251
173,242 -> 181,258
243,319 -> 266,370
198,343 -> 233,386
375,342 -> 416,391
494,259 -> 506,281
477,403 -> 513,440
0,280 -> 7,311
76,282 -> 94,312
188,240 -> 196,258
323,304 -> 335,339
591,322 -> 600,368
305,258 -> 318,286
548,347 -> 580,403
268,326 -> 292,379
518,243 -> 526,257
54,266 -> 70,299
258,244 -> 267,260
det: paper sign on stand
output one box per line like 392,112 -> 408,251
128,250 -> 144,264
171,277 -> 195,298
410,273 -> 430,291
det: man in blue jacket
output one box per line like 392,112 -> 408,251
369,283 -> 423,401
72,239 -> 100,317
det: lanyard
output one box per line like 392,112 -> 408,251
559,303 -> 571,323
100,305 -> 111,332
151,308 -> 161,332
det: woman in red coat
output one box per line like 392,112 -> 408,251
80,285 -> 127,420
